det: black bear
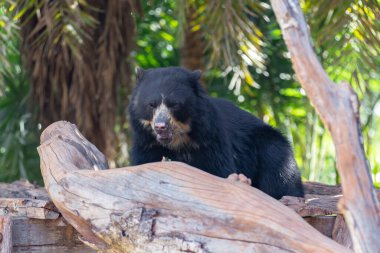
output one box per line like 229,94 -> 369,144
128,67 -> 304,199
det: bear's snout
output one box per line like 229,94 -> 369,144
152,105 -> 173,143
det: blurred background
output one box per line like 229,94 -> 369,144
0,0 -> 379,186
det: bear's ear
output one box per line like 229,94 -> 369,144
190,70 -> 206,97
136,68 -> 145,81
191,70 -> 202,80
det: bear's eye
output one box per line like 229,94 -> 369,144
166,101 -> 181,109
148,102 -> 157,108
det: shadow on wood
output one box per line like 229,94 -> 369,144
37,121 -> 350,253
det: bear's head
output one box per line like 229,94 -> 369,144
129,67 -> 206,150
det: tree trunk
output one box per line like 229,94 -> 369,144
180,6 -> 206,87
270,1 -> 380,252
20,1 -> 136,159
37,121 -> 350,253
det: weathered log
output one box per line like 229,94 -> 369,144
0,216 -> 12,253
12,217 -> 95,253
333,215 -> 353,249
0,181 -> 363,251
0,180 -> 94,252
302,182 -> 344,196
0,180 -> 49,200
280,195 -> 340,217
270,1 -> 380,252
37,121 -> 350,253
0,181 -> 356,252
281,191 -> 380,218
0,198 -> 59,219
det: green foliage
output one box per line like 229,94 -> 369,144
0,1 -> 40,183
0,38 -> 40,183
0,0 -> 379,187
303,0 -> 380,185
134,1 -> 180,68
0,66 -> 41,183
0,1 -> 18,84
304,0 -> 380,74
177,0 -> 269,90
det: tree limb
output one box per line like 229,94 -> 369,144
270,1 -> 380,252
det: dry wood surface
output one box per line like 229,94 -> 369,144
0,216 -> 12,253
37,121 -> 350,253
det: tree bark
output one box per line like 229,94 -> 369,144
0,198 -> 59,219
270,1 -> 380,252
180,6 -> 206,88
180,6 -> 205,72
0,216 -> 12,253
37,121 -> 350,253
21,1 -> 136,159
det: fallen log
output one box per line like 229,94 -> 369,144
0,181 -> 358,252
37,121 -> 350,253
0,181 -> 365,251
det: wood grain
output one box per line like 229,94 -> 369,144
37,121 -> 350,253
332,215 -> 353,249
12,217 -> 95,253
0,216 -> 12,253
0,198 -> 59,219
0,180 -> 49,200
0,181 -> 363,251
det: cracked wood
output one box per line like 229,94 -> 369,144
37,121 -> 350,253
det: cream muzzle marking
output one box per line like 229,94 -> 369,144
151,103 -> 173,142
140,102 -> 198,150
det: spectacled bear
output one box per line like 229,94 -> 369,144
128,67 -> 304,199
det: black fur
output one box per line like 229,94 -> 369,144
128,67 -> 304,199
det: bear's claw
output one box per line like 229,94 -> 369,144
227,173 -> 252,186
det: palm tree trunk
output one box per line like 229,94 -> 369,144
180,6 -> 206,87
20,0 -> 136,159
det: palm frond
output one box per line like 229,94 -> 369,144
177,0 -> 269,93
304,0 -> 380,81
0,42 -> 40,183
17,0 -> 137,159
0,1 -> 19,86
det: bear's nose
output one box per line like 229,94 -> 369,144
154,122 -> 168,131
